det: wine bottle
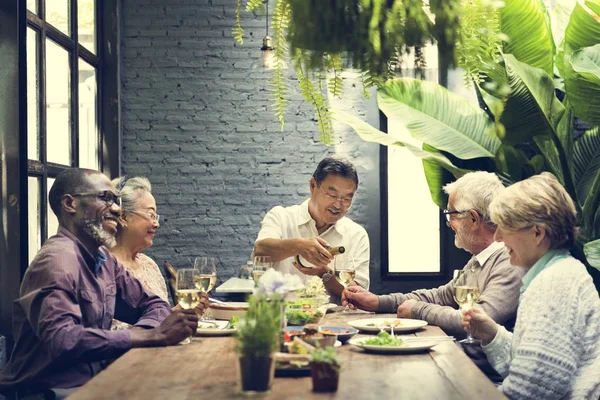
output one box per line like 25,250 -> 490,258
294,245 -> 345,268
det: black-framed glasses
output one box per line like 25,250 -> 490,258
319,186 -> 353,207
442,209 -> 469,223
71,191 -> 122,208
128,210 -> 160,223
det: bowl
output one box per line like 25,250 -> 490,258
318,326 -> 359,343
209,301 -> 249,320
303,335 -> 337,348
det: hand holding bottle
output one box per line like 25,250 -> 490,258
294,237 -> 334,269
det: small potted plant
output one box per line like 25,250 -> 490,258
235,269 -> 303,394
310,346 -> 341,392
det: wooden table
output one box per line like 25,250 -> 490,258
70,313 -> 506,399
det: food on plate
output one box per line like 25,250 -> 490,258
285,309 -> 323,325
320,328 -> 351,335
365,319 -> 402,328
360,331 -> 404,346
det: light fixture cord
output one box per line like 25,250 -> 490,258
265,0 -> 269,37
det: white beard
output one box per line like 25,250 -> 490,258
83,213 -> 116,248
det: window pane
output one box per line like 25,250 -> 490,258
79,59 -> 98,169
78,0 -> 96,54
47,178 -> 59,238
46,39 -> 71,165
27,28 -> 39,161
46,0 -> 70,36
28,177 -> 41,264
27,0 -> 37,14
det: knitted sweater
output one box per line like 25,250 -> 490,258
483,257 -> 600,399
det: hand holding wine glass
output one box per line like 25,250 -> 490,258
334,253 -> 356,312
453,285 -> 481,344
462,307 -> 499,346
175,268 -> 203,344
193,257 -> 217,320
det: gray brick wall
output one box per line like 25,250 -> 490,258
121,0 -> 381,291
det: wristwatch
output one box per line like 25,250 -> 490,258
321,272 -> 333,283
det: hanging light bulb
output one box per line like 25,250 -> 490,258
261,0 -> 274,69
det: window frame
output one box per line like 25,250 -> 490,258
23,0 -> 103,273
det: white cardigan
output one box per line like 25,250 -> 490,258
483,257 -> 600,399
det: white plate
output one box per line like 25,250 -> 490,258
283,340 -> 342,349
347,318 -> 428,333
195,320 -> 237,336
348,337 -> 437,354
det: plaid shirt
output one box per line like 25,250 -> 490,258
0,228 -> 170,391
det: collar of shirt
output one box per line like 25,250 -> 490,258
57,227 -> 105,274
474,241 -> 505,266
520,248 -> 571,296
297,199 -> 345,236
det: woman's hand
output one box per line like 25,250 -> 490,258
462,307 -> 500,345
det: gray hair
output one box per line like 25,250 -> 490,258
112,176 -> 152,211
443,171 -> 505,227
489,172 -> 577,249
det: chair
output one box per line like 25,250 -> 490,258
163,262 -> 177,307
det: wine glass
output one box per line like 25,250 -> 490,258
193,257 -> 217,320
175,268 -> 202,344
252,256 -> 272,283
454,285 -> 481,344
334,253 -> 356,312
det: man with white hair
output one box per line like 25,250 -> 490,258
342,171 -> 525,378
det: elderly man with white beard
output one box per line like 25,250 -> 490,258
0,168 -> 199,399
342,171 -> 525,381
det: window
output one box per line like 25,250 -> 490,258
26,0 -> 100,263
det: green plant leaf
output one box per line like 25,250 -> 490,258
377,78 -> 501,160
573,126 -> 600,232
494,144 -> 530,183
584,238 -> 600,271
500,54 -> 565,145
500,0 -> 555,75
564,0 -> 600,50
565,44 -> 600,124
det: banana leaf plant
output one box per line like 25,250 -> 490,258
336,0 -> 600,274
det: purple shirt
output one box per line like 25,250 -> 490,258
0,228 -> 171,391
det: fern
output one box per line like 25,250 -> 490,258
233,0 -> 244,44
360,70 -> 373,99
246,0 -> 263,12
295,57 -> 332,144
270,0 -> 291,129
327,54 -> 343,98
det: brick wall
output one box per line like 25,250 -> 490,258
121,0 -> 381,290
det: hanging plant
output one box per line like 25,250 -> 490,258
233,0 -> 462,144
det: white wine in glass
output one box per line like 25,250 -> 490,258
194,274 -> 216,293
176,268 -> 200,344
334,269 -> 356,286
193,257 -> 217,321
334,253 -> 356,312
252,256 -> 272,283
453,285 -> 481,344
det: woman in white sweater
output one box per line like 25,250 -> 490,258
463,172 -> 600,399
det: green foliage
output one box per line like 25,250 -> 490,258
233,0 -> 463,143
309,346 -> 341,369
232,0 -> 245,44
235,295 -> 282,359
337,0 -> 600,275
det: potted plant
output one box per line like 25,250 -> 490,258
310,346 -> 341,392
235,269 -> 303,394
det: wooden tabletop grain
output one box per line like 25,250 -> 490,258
70,312 -> 506,400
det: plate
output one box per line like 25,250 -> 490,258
318,326 -> 359,343
347,318 -> 428,333
195,320 -> 236,336
348,337 -> 437,354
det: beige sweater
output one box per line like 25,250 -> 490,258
377,245 -> 525,337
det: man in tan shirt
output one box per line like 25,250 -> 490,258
343,172 -> 524,378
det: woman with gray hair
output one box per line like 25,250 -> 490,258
109,176 -> 207,330
463,172 -> 600,399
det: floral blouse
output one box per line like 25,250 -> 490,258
111,253 -> 169,330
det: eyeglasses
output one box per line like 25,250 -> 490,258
442,209 -> 470,223
319,187 -> 353,207
72,191 -> 122,208
128,210 -> 160,223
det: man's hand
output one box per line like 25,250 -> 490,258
293,261 -> 329,278
172,292 -> 209,316
396,299 -> 418,318
462,307 -> 499,345
153,309 -> 199,346
341,286 -> 378,312
296,237 -> 333,269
